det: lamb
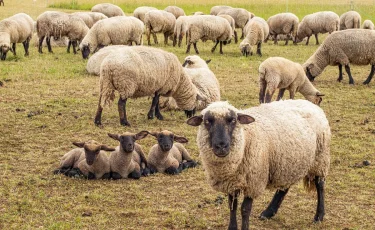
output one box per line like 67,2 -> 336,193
217,8 -> 255,39
259,57 -> 324,105
210,5 -> 232,16
71,12 -> 108,28
79,16 -> 144,59
144,10 -> 176,46
133,6 -> 158,23
36,11 -> 89,54
186,15 -> 233,54
53,140 -> 115,179
362,19 -> 374,30
266,13 -> 299,45
340,11 -> 361,30
218,14 -> 236,43
147,130 -> 197,174
303,29 -> 375,85
173,15 -> 192,47
239,17 -> 269,57
164,6 -> 186,19
160,55 -> 220,111
295,11 -> 339,45
187,100 -> 331,229
107,131 -> 149,179
0,13 -> 34,60
91,3 -> 125,18
94,46 -> 201,126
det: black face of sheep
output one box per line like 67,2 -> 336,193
81,46 -> 90,59
0,46 -> 9,60
306,66 -> 316,82
241,45 -> 252,57
149,130 -> 188,152
73,141 -> 115,165
108,131 -> 149,153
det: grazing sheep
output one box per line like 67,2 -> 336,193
94,46 -> 201,126
147,130 -> 197,174
218,14 -> 236,43
133,6 -> 158,23
266,13 -> 299,45
36,11 -> 89,54
71,12 -> 108,28
187,100 -> 331,229
160,55 -> 220,110
296,11 -> 339,45
173,15 -> 192,47
362,19 -> 374,30
0,13 -> 33,60
91,3 -> 125,17
186,15 -> 233,54
240,17 -> 269,57
259,57 -> 324,105
144,10 -> 176,46
53,140 -> 115,179
210,5 -> 232,16
340,11 -> 361,30
194,12 -> 205,16
164,6 -> 186,19
79,16 -> 144,59
217,8 -> 255,39
108,131 -> 149,179
304,29 -> 375,85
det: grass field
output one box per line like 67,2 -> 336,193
1,0 -> 375,229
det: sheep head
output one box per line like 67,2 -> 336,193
80,43 -> 91,59
182,55 -> 210,68
73,140 -> 115,165
149,130 -> 188,152
306,92 -> 325,106
0,44 -> 10,61
304,62 -> 323,82
108,131 -> 148,153
239,43 -> 252,57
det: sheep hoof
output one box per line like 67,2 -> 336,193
120,120 -> 131,126
129,170 -> 141,179
259,210 -> 275,220
155,113 -> 164,120
165,167 -> 179,175
111,172 -> 123,180
87,172 -> 96,180
363,80 -> 370,85
142,168 -> 150,176
313,214 -> 324,223
182,160 -> 197,169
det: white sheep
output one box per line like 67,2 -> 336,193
79,16 -> 144,59
71,12 -> 108,28
217,8 -> 255,39
164,6 -> 186,19
210,5 -> 232,15
266,13 -> 299,45
187,100 -> 331,229
91,3 -> 125,17
239,17 -> 269,57
173,15 -> 192,47
362,19 -> 374,30
296,11 -> 339,45
144,10 -> 176,46
133,6 -> 158,23
94,46 -> 201,126
303,29 -> 375,85
186,15 -> 233,54
340,11 -> 361,30
0,13 -> 33,60
218,14 -> 236,43
259,57 -> 324,105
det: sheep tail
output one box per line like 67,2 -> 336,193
99,68 -> 116,108
303,176 -> 316,192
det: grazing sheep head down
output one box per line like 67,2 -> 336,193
73,140 -> 115,165
107,131 -> 148,153
304,62 -> 324,82
149,130 -> 188,152
0,44 -> 10,60
80,44 -> 91,59
305,92 -> 325,106
240,43 -> 252,57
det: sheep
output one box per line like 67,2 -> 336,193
133,6 -> 158,23
94,46 -> 201,126
71,12 -> 108,28
362,19 -> 374,30
218,14 -> 236,43
36,11 -> 89,54
239,17 -> 269,57
0,13 -> 34,60
79,16 -> 144,59
303,29 -> 375,85
340,11 -> 361,30
259,57 -> 324,105
144,10 -> 176,46
210,5 -> 232,16
295,11 -> 339,45
160,55 -> 220,110
173,15 -> 192,47
266,13 -> 299,45
186,15 -> 233,55
164,6 -> 186,19
217,8 -> 255,39
91,3 -> 125,18
53,140 -> 115,179
187,100 -> 331,229
107,131 -> 149,179
147,130 -> 197,174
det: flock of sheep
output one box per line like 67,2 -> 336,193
1,2 -> 374,229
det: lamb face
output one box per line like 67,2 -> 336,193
73,140 -> 114,165
108,131 -> 148,153
150,130 -> 188,152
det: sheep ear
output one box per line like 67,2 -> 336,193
107,133 -> 120,141
149,132 -> 158,138
205,59 -> 211,64
73,142 -> 85,148
237,113 -> 255,124
174,135 -> 188,143
182,60 -> 188,67
186,115 -> 203,126
196,92 -> 207,101
100,145 -> 115,152
135,130 -> 149,140
316,92 -> 325,96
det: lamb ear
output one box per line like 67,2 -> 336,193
205,59 -> 211,64
100,145 -> 116,152
135,130 -> 149,140
72,142 -> 85,148
237,113 -> 255,124
107,133 -> 120,141
174,135 -> 188,143
149,131 -> 159,138
186,115 -> 203,126
316,92 -> 325,96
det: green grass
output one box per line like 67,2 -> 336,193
1,0 -> 375,229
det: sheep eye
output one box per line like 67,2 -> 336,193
227,117 -> 235,123
204,119 -> 212,125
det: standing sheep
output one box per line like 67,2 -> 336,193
94,46 -> 200,126
133,6 -> 158,23
217,8 -> 255,39
218,14 -> 236,43
144,10 -> 176,46
187,100 -> 331,229
266,13 -> 299,45
303,29 -> 375,85
71,12 -> 108,28
0,13 -> 33,60
91,3 -> 125,17
362,19 -> 374,30
79,16 -> 144,59
340,11 -> 361,30
164,6 -> 186,19
259,57 -> 324,105
173,15 -> 192,47
210,5 -> 232,15
296,11 -> 339,45
240,17 -> 269,57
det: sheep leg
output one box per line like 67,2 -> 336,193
256,43 -> 262,57
305,36 -> 310,45
314,34 -> 319,45
147,92 -> 159,120
164,32 -> 168,45
241,196 -> 253,230
152,33 -> 158,44
128,170 -> 141,179
265,87 -> 276,103
165,165 -> 181,175
186,43 -> 191,53
38,36 -> 45,53
289,90 -> 295,99
87,172 -> 96,180
46,37 -> 53,53
276,88 -> 286,100
211,41 -> 219,53
111,172 -> 123,180
314,176 -> 325,222
11,43 -> 16,55
94,99 -> 103,126
344,65 -> 355,85
22,41 -> 29,57
53,166 -> 72,175
228,191 -> 239,230
240,28 -> 245,39
285,35 -> 289,45
363,64 -> 375,85
337,64 -> 343,82
67,40 -> 71,53
118,97 -> 130,126
234,30 -> 238,43
148,164 -> 158,174
66,168 -> 83,177
259,189 -> 289,219
193,43 -> 199,54
220,41 -> 224,54
101,173 -> 111,180
72,41 -> 77,54
259,79 -> 267,104
273,35 -> 278,45
154,95 -> 164,120
182,160 -> 197,169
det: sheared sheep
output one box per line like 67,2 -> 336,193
91,3 -> 125,17
187,100 -> 331,229
340,11 -> 361,30
164,6 -> 186,19
217,8 -> 254,39
240,17 -> 269,57
266,13 -> 299,45
144,10 -> 176,46
362,19 -> 374,30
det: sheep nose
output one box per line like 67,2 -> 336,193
127,143 -> 133,148
215,142 -> 228,150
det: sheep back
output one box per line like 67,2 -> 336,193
340,11 -> 361,30
144,10 -> 176,34
210,5 -> 232,15
72,12 -> 108,28
86,45 -> 128,75
217,8 -> 253,29
362,19 -> 374,30
0,13 -> 33,45
133,6 -> 158,23
296,11 -> 339,41
91,3 -> 125,17
267,13 -> 299,38
187,15 -> 233,43
164,6 -> 186,19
